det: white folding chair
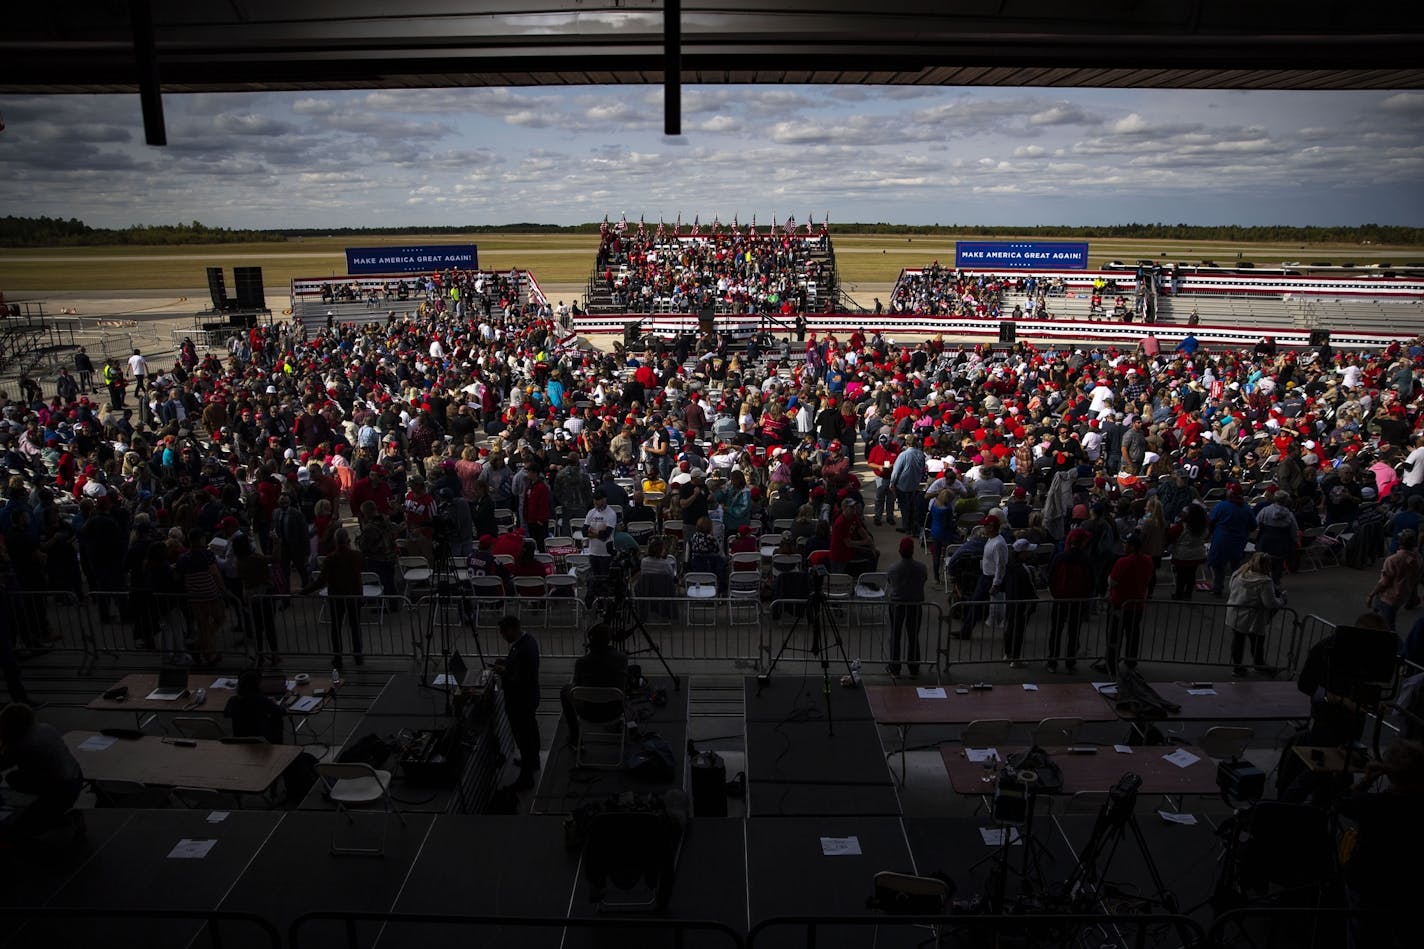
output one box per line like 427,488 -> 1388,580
316,761 -> 405,857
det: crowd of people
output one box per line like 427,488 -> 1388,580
888,262 -> 1141,321
2,261 -> 1424,902
593,218 -> 832,315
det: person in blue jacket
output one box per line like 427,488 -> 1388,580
1208,485 -> 1255,597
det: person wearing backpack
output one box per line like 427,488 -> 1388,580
1086,501 -> 1119,598
1047,528 -> 1095,672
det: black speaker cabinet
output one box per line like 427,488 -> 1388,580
206,267 -> 229,310
998,321 -> 1017,345
233,266 -> 266,310
623,321 -> 641,346
1308,329 -> 1331,347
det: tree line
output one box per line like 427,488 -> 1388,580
2,215 -> 1419,247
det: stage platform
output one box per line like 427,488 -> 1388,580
532,677 -> 689,815
0,808 -> 1265,948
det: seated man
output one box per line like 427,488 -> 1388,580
223,668 -> 285,744
559,623 -> 629,746
0,703 -> 84,844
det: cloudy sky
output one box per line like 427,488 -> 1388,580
1,85 -> 1422,229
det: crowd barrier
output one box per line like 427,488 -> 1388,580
943,596 -> 1303,674
2,586 -> 1325,679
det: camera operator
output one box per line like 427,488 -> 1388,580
1335,739 -> 1424,949
557,621 -> 629,748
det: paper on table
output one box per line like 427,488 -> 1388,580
210,677 -> 240,690
1186,688 -> 1218,696
1157,811 -> 1199,825
1162,748 -> 1202,769
432,674 -> 455,686
168,838 -> 217,859
820,836 -> 862,856
1022,683 -> 1040,691
206,811 -> 229,824
980,827 -> 1022,846
284,680 -> 297,692
1114,745 -> 1134,754
965,748 -> 999,763
917,687 -> 948,699
1092,682 -> 1118,694
289,696 -> 321,713
77,735 -> 118,752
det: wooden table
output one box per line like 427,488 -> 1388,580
88,672 -> 337,736
1105,680 -> 1309,722
941,744 -> 1220,797
65,730 -> 300,795
1293,744 -> 1372,775
867,683 -> 1118,785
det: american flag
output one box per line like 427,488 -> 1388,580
784,214 -> 795,234
691,215 -> 700,236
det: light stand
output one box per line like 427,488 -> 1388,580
762,566 -> 854,737
969,768 -> 1055,913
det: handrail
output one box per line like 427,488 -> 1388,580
748,912 -> 1205,949
0,907 -> 281,949
291,911 -> 745,949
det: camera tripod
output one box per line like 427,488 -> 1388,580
762,567 -> 855,736
1060,772 -> 1176,915
418,539 -> 486,713
969,775 -> 1057,914
593,564 -> 680,690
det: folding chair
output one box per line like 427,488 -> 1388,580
1030,716 -> 1084,748
316,761 -> 406,857
583,809 -> 682,912
570,686 -> 627,769
172,716 -> 227,740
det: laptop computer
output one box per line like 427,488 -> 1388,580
259,672 -> 291,696
145,666 -> 190,701
446,651 -> 488,689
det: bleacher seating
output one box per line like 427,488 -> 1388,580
291,270 -> 534,334
585,219 -> 839,316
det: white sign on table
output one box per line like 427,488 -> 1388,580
917,687 -> 948,700
820,836 -> 862,856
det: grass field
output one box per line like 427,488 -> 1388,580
3,232 -> 1423,293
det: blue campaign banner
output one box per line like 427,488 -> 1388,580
954,240 -> 1090,270
345,244 -> 478,275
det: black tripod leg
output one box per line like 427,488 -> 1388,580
1128,817 -> 1178,913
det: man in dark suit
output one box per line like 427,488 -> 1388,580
495,614 -> 541,791
559,623 -> 628,745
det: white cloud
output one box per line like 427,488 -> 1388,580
0,87 -> 1417,229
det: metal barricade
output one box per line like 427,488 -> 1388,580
765,598 -> 943,681
943,596 -> 1107,672
253,593 -> 420,661
1130,599 -> 1301,673
1291,613 -> 1336,672
291,912 -> 745,949
2,590 -> 92,670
